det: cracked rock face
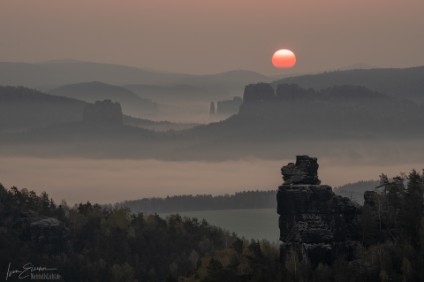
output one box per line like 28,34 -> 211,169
277,156 -> 360,265
281,155 -> 321,185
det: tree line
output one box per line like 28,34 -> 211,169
0,184 -> 280,281
1,169 -> 423,281
120,190 -> 276,213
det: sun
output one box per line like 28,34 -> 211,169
272,49 -> 296,68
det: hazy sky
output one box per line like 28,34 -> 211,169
1,0 -> 423,74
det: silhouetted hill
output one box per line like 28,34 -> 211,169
0,121 -> 167,158
49,81 -> 157,117
2,83 -> 424,161
0,86 -> 86,133
191,83 -> 424,141
121,190 -> 276,213
273,66 -> 424,103
0,86 -> 193,134
0,60 -> 273,97
0,60 -> 274,122
335,63 -> 375,71
171,83 -> 424,160
334,180 -> 380,204
0,60 -> 189,88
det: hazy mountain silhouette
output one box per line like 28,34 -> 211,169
191,83 -> 424,140
49,81 -> 158,117
0,60 -> 274,96
273,66 -> 424,103
0,86 -> 195,134
333,180 -> 380,204
0,60 -> 189,88
2,81 -> 424,161
0,86 -> 86,133
0,60 -> 274,122
168,83 -> 424,160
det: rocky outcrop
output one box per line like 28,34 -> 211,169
83,99 -> 123,125
243,83 -> 274,103
281,155 -> 321,185
210,97 -> 243,116
30,217 -> 71,253
216,97 -> 242,115
277,156 -> 360,266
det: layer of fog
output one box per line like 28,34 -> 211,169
145,101 -> 230,124
0,157 -> 422,205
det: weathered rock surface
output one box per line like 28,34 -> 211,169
277,156 -> 360,265
83,99 -> 123,125
30,217 -> 71,253
281,155 -> 321,185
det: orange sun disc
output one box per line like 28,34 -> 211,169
272,49 -> 296,68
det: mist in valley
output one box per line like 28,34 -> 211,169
0,156 -> 421,205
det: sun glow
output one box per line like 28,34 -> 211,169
272,49 -> 296,68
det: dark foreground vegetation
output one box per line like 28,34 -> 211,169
0,184 -> 280,281
1,169 -> 424,281
277,170 -> 424,282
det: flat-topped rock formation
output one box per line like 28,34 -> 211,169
277,156 -> 359,266
83,99 -> 123,125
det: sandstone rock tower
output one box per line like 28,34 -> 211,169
277,156 -> 359,267
83,100 -> 123,125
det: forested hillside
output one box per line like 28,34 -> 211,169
0,184 -> 280,281
1,169 -> 424,281
121,190 -> 276,213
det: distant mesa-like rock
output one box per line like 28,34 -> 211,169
210,96 -> 243,115
83,99 -> 123,125
243,82 -> 274,103
277,155 -> 360,266
275,83 -> 314,100
216,97 -> 242,115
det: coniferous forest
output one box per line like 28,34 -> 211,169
1,169 -> 424,281
0,183 -> 280,281
121,191 -> 276,214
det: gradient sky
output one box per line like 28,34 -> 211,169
1,0 -> 423,74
